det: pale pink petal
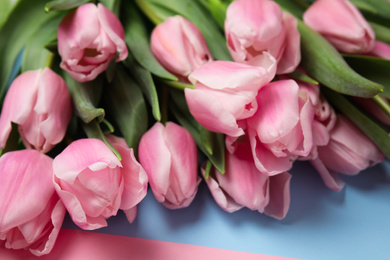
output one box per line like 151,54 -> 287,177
367,41 -> 390,59
310,157 -> 345,192
264,172 -> 291,219
123,207 -> 137,223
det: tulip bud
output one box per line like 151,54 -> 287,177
202,138 -> 291,219
138,122 -> 200,209
0,68 -> 72,153
225,0 -> 301,74
58,3 -> 128,82
151,15 -> 213,82
0,150 -> 66,256
303,0 -> 375,54
366,41 -> 390,60
53,137 -> 148,230
185,56 -> 276,137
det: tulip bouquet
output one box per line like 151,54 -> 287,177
1,0 -> 390,256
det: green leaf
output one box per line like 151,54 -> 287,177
99,0 -> 121,16
350,0 -> 390,20
44,0 -> 90,12
208,0 -> 231,29
169,89 -> 225,173
273,0 -> 305,18
0,0 -> 59,100
343,54 -> 390,99
297,20 -> 383,98
0,0 -> 18,30
103,66 -> 148,151
21,14 -> 65,72
322,87 -> 390,160
63,72 -> 105,123
136,0 -> 231,61
287,69 -> 319,85
82,118 -> 122,161
123,53 -> 161,121
122,1 -> 177,81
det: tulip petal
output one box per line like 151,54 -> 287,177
264,172 -> 291,220
310,157 -> 345,192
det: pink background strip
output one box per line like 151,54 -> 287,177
0,229 -> 302,260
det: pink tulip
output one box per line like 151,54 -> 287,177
303,0 -> 375,54
0,150 -> 66,256
366,41 -> 390,60
0,68 -> 72,153
58,3 -> 128,82
225,0 -> 301,74
316,115 -> 384,175
185,57 -> 276,137
246,79 -> 314,175
202,137 -> 291,219
151,15 -> 213,82
53,137 -> 148,230
138,122 -> 200,209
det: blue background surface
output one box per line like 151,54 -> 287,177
63,160 -> 390,260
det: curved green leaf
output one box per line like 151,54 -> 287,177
44,0 -> 90,12
370,22 -> 390,45
298,20 -> 383,98
0,0 -> 59,100
104,66 -> 148,152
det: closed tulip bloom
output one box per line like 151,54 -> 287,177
0,150 -> 66,256
58,3 -> 128,82
317,115 -> 383,176
185,56 -> 276,137
138,122 -> 200,209
225,0 -> 301,74
53,138 -> 148,230
0,68 -> 72,153
303,0 -> 375,53
202,138 -> 291,219
247,79 -> 314,175
151,15 -> 213,82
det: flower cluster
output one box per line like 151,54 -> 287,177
0,0 -> 389,256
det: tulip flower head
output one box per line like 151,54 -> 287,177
303,0 -> 375,53
225,0 -> 301,74
151,15 -> 213,82
138,122 -> 200,209
53,138 -> 148,230
0,150 -> 66,256
58,3 -> 128,82
0,68 -> 72,153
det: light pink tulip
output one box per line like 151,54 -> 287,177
0,68 -> 72,153
0,150 -> 66,256
185,57 -> 276,137
151,15 -> 213,82
316,115 -> 384,176
246,79 -> 314,175
138,122 -> 200,209
58,3 -> 128,82
225,0 -> 301,74
303,0 -> 375,54
53,137 -> 148,230
202,137 -> 291,219
366,41 -> 390,60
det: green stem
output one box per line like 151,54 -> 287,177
82,119 -> 122,161
162,80 -> 194,91
44,52 -> 55,68
372,95 -> 390,118
161,86 -> 169,125
134,0 -> 163,25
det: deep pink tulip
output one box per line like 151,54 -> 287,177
247,79 -> 314,175
53,137 -> 148,230
225,0 -> 300,74
303,0 -> 375,53
0,150 -> 66,256
185,57 -> 276,137
58,3 -> 128,82
202,137 -> 291,219
151,15 -> 213,82
138,122 -> 200,209
317,115 -> 383,175
0,68 -> 72,153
